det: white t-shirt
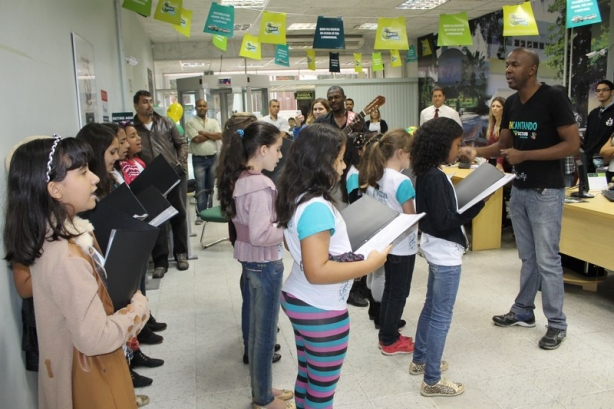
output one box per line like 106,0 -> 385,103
282,196 -> 353,310
261,115 -> 289,132
364,168 -> 417,255
420,172 -> 465,266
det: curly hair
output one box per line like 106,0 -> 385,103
276,124 -> 346,228
410,118 -> 464,177
359,128 -> 413,191
216,121 -> 282,219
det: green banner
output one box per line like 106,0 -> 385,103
122,0 -> 152,17
306,49 -> 316,71
239,34 -> 261,60
203,2 -> 234,38
153,0 -> 182,25
372,52 -> 383,72
390,49 -> 402,67
354,53 -> 362,73
313,16 -> 345,49
406,45 -> 417,62
259,11 -> 286,45
275,44 -> 290,67
212,34 -> 227,51
503,2 -> 539,36
173,8 -> 192,38
374,17 -> 409,50
438,12 -> 473,46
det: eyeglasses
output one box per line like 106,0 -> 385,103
596,88 -> 611,93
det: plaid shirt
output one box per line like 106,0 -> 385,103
563,156 -> 575,175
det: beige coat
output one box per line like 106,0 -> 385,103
31,217 -> 148,409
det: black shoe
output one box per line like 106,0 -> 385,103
347,291 -> 368,307
130,368 -> 153,388
274,343 -> 281,352
137,325 -> 164,345
492,311 -> 536,328
131,349 -> 164,368
539,326 -> 567,350
243,353 -> 282,364
147,314 -> 167,332
152,267 -> 167,279
176,253 -> 189,271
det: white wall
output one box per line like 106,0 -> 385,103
0,2 -> 152,408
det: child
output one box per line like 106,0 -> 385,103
75,123 -> 121,197
359,128 -> 417,354
409,117 -> 487,397
216,121 -> 295,409
119,122 -> 146,185
3,137 -> 149,409
102,122 -> 130,185
276,124 -> 390,409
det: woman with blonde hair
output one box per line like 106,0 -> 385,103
486,96 -> 506,171
292,98 -> 331,139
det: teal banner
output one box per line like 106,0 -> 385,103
313,16 -> 345,49
406,45 -> 417,62
329,52 -> 340,73
203,2 -> 234,38
566,0 -> 601,28
275,44 -> 290,67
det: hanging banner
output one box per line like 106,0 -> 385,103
239,34 -> 261,60
353,53 -> 363,73
259,11 -> 287,44
390,50 -> 402,67
374,17 -> 409,50
313,16 -> 345,49
122,0 -> 153,17
329,52 -> 340,73
566,0 -> 601,28
406,45 -> 417,62
212,34 -> 227,51
372,52 -> 383,72
275,44 -> 290,67
503,2 -> 539,36
438,12 -> 473,46
173,8 -> 192,38
306,49 -> 316,71
203,2 -> 234,37
153,0 -> 182,25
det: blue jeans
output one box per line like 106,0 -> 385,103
413,263 -> 461,385
192,154 -> 216,214
509,187 -> 567,330
242,260 -> 284,406
379,254 -> 415,345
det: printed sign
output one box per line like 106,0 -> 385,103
212,34 -> 227,51
306,49 -> 316,70
259,11 -> 286,45
374,17 -> 409,50
406,45 -> 417,62
154,0 -> 182,25
122,0 -> 153,17
239,34 -> 261,60
354,53 -> 363,73
566,0 -> 601,28
203,2 -> 234,38
503,2 -> 539,36
275,44 -> 290,67
390,49 -> 402,67
173,8 -> 192,37
438,12 -> 473,46
329,52 -> 340,73
313,16 -> 345,49
372,52 -> 383,72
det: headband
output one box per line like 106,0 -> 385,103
45,134 -> 62,183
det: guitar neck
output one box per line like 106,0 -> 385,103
342,111 -> 366,135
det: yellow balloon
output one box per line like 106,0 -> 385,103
167,103 -> 184,122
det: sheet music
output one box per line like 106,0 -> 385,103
355,213 -> 425,257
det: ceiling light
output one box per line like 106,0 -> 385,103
221,0 -> 264,8
288,23 -> 317,30
234,24 -> 251,31
396,0 -> 449,10
355,23 -> 378,30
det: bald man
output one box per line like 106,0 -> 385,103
185,99 -> 222,222
461,48 -> 580,350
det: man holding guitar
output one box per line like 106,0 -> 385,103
316,86 -> 363,132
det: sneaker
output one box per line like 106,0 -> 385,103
176,253 -> 189,271
136,394 -> 150,407
152,267 -> 167,279
420,378 -> 464,397
492,311 -> 536,328
409,360 -> 449,375
380,337 -> 414,356
539,326 -> 566,350
378,335 -> 413,350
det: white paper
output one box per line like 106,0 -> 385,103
458,173 -> 515,214
588,174 -> 609,191
355,213 -> 425,257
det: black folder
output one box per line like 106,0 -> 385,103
104,229 -> 158,311
97,183 -> 148,220
130,154 -> 181,196
136,185 -> 178,227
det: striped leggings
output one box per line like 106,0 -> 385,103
281,292 -> 350,409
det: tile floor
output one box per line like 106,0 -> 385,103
136,215 -> 614,409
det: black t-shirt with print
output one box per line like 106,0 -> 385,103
501,84 -> 576,189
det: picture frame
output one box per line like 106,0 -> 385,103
71,32 -> 98,128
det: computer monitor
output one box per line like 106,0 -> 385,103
570,149 -> 594,198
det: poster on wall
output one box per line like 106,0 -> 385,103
101,90 -> 109,122
71,32 -> 98,128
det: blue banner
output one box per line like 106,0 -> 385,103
313,16 -> 345,49
566,0 -> 601,28
203,2 -> 234,37
406,45 -> 417,62
275,44 -> 290,67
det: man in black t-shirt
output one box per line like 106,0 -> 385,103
582,79 -> 614,172
462,48 -> 580,350
316,86 -> 363,134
